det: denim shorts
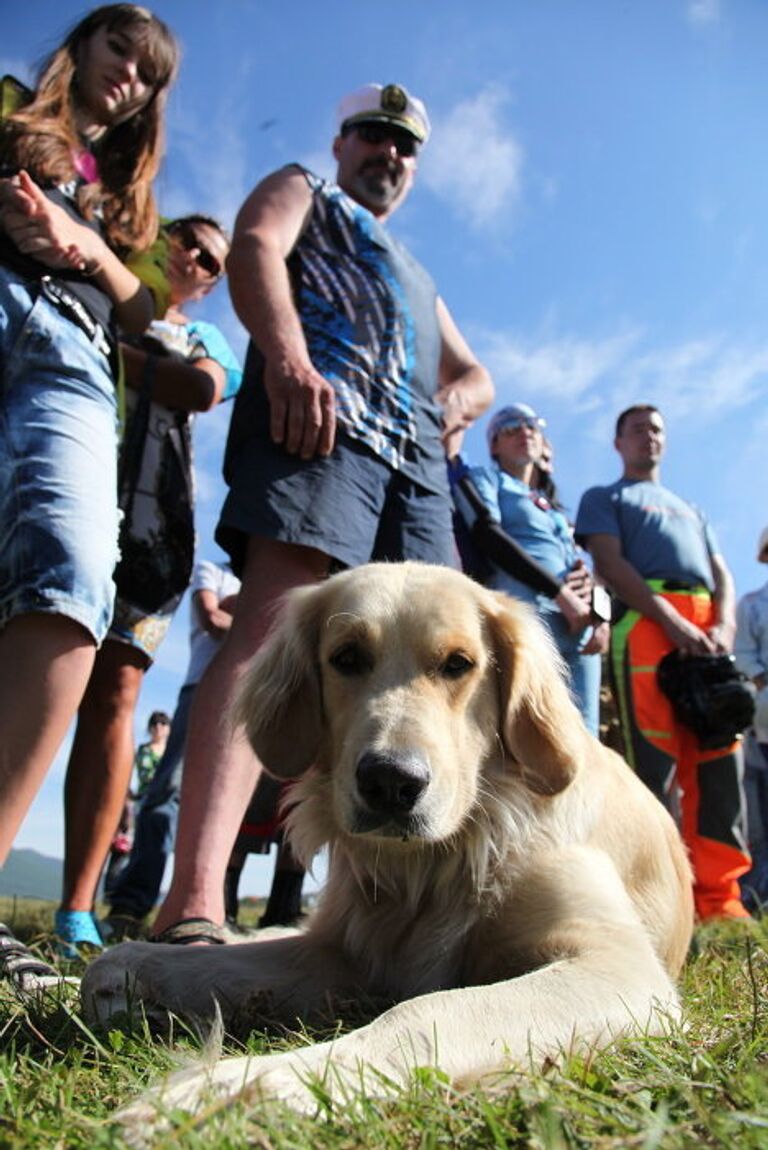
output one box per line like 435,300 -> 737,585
0,266 -> 119,643
217,393 -> 459,575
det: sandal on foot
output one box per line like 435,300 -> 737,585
150,917 -> 226,945
0,922 -> 62,991
101,911 -> 146,943
54,909 -> 103,960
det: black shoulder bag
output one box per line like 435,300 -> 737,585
113,350 -> 195,615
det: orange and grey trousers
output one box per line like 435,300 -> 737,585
610,581 -> 750,920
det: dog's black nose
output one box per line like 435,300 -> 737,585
355,751 -> 430,816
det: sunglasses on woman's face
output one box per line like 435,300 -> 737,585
167,223 -> 222,279
498,419 -> 541,434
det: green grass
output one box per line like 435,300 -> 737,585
1,899 -> 767,1149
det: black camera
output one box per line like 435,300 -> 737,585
657,650 -> 755,750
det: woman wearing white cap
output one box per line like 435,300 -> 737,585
454,403 -> 609,735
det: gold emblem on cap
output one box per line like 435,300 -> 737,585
381,84 -> 408,114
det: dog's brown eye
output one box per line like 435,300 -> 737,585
329,643 -> 372,676
440,652 -> 475,679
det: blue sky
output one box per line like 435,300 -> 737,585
5,0 -> 768,892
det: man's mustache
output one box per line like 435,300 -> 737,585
360,157 -> 401,178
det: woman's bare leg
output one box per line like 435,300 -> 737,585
0,614 -> 96,864
61,640 -> 147,911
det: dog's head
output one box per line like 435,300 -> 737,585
234,562 -> 588,845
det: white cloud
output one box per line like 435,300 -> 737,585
475,325 -> 768,432
626,338 -> 768,420
419,86 -> 523,231
163,99 -> 250,233
477,328 -> 640,403
687,0 -> 721,25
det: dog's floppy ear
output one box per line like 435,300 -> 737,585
232,582 -> 326,778
485,591 -> 586,795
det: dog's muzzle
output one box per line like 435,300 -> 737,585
354,750 -> 431,831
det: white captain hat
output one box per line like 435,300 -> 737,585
337,83 -> 431,144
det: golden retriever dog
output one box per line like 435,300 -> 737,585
83,561 -> 693,1127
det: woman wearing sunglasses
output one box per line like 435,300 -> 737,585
455,403 -> 609,736
54,213 -> 243,957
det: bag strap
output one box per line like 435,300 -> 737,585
118,354 -> 156,516
164,413 -> 194,502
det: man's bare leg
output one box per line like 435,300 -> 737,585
152,538 -> 330,934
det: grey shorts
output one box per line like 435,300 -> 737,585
216,405 -> 458,577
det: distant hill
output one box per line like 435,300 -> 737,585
0,848 -> 63,901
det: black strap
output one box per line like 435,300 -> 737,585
118,354 -> 156,517
457,474 -> 562,599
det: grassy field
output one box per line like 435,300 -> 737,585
0,897 -> 767,1149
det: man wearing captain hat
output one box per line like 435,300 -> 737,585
149,83 -> 494,939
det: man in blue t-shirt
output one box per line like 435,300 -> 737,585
151,83 -> 494,941
575,403 -> 749,920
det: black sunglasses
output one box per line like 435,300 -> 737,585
167,222 -> 222,279
351,122 -> 419,158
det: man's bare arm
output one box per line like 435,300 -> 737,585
434,296 -> 494,459
194,588 -> 238,640
709,552 -> 736,653
587,533 -> 716,656
226,167 -> 336,459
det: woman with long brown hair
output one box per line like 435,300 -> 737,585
0,5 -> 178,988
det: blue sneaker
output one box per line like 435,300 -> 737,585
54,910 -> 103,960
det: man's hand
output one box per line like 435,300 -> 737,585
435,297 -> 493,459
264,359 -> 337,459
709,553 -> 737,657
437,385 -> 471,459
195,589 -> 238,640
655,596 -> 716,656
707,620 -> 736,654
227,168 -> 338,460
0,171 -> 104,273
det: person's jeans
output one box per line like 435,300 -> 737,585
106,684 -> 195,918
541,611 -> 602,737
740,739 -> 768,910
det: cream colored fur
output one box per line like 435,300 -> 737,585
82,562 -> 694,1132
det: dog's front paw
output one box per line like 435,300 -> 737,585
241,1050 -> 333,1114
81,942 -> 176,1030
116,1059 -> 250,1145
116,1050 -> 325,1146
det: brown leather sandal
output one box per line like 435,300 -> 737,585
150,917 -> 226,945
